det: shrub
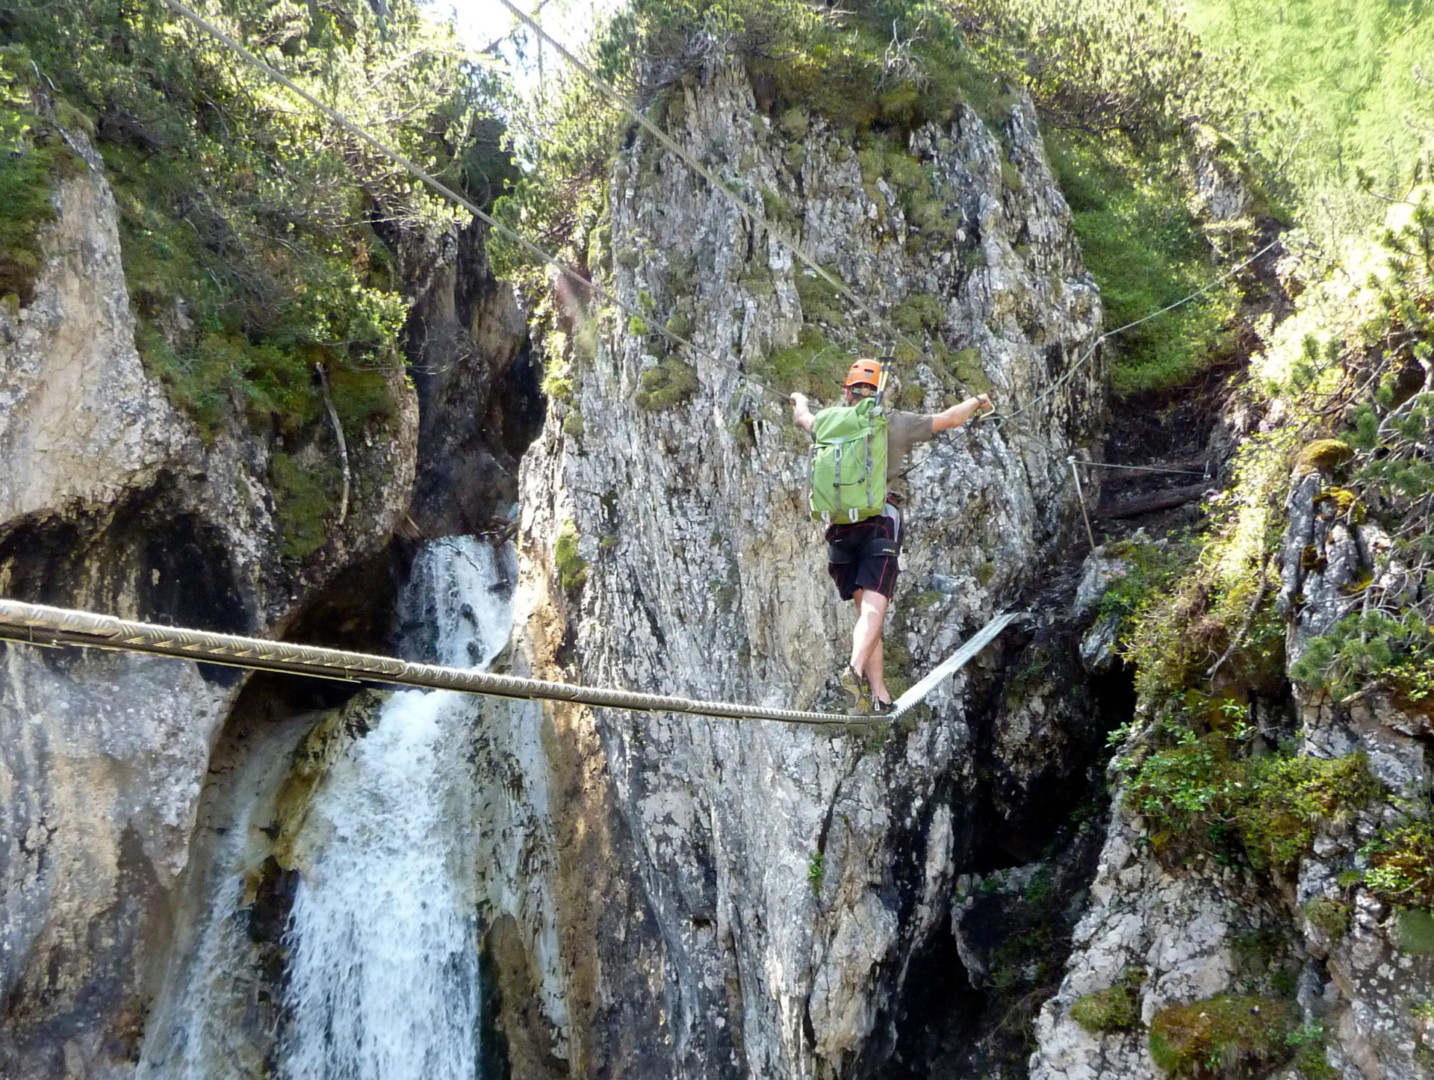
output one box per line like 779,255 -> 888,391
1126,740 -> 1377,875
1363,823 -> 1434,909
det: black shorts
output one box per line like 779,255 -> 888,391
826,513 -> 901,602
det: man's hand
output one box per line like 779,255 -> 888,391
933,393 -> 995,433
791,392 -> 815,433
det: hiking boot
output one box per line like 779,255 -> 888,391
839,665 -> 872,715
870,697 -> 894,717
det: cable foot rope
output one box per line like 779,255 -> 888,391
0,599 -> 1019,727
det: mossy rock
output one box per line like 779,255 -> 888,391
951,347 -> 993,394
635,358 -> 698,411
1395,909 -> 1434,956
1070,984 -> 1138,1034
892,293 -> 945,335
554,519 -> 587,591
1314,486 -> 1365,524
1294,439 -> 1354,475
1302,897 -> 1350,942
778,105 -> 809,140
562,410 -> 583,438
269,690 -> 389,872
1148,995 -> 1296,1079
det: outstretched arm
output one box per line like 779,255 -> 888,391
790,392 -> 816,434
932,394 -> 993,433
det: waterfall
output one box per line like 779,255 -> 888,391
279,538 -> 512,1080
138,538 -> 514,1080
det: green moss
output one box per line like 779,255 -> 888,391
562,410 -> 584,438
635,358 -> 699,411
778,105 -> 809,140
1303,897 -> 1351,942
1396,909 -> 1434,956
951,347 -> 993,394
754,327 -> 851,396
269,451 -> 338,560
892,293 -> 945,336
1315,486 -> 1365,523
1294,439 -> 1355,475
912,589 -> 945,611
554,519 -> 587,591
1071,983 -> 1139,1034
795,271 -> 848,327
1149,995 -> 1297,1079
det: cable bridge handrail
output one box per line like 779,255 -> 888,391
0,599 -> 1020,726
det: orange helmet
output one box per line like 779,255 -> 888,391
844,358 -> 883,390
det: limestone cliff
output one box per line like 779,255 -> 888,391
0,129 -> 529,1077
479,61 -> 1106,1078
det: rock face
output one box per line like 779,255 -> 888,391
1029,465 -> 1434,1080
481,61 -> 1106,1078
0,137 -> 421,1079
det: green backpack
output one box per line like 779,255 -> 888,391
809,397 -> 888,523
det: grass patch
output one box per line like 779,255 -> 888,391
753,327 -> 852,396
0,54 -> 81,305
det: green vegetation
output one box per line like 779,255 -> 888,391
1148,995 -> 1297,1079
1362,824 -> 1434,909
1184,0 -> 1434,248
1045,130 -> 1238,395
807,851 -> 825,895
1302,897 -> 1351,943
1395,909 -> 1434,957
635,358 -> 698,410
0,52 -> 80,305
1285,203 -> 1434,705
1,0 -> 504,440
1125,737 -> 1376,874
269,452 -> 339,560
1070,970 -> 1143,1034
752,328 -> 852,397
554,519 -> 588,591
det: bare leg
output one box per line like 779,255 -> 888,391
849,589 -> 890,701
863,637 -> 890,705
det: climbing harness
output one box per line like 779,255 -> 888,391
0,599 -> 1018,725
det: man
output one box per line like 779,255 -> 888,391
791,360 -> 992,713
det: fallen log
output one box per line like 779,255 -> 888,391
1099,482 -> 1210,520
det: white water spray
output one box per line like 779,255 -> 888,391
278,538 -> 513,1080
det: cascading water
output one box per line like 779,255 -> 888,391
279,538 -> 512,1080
137,537 -> 514,1080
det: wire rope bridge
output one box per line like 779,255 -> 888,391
0,599 -> 1022,727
